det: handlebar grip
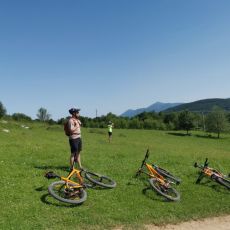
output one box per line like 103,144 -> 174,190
204,158 -> 209,167
146,149 -> 149,158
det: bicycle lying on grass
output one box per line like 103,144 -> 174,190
194,158 -> 230,190
135,149 -> 181,201
45,167 -> 116,205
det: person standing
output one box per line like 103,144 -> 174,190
108,121 -> 114,143
67,108 -> 82,170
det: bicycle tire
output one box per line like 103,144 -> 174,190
155,167 -> 181,185
85,171 -> 116,188
48,181 -> 87,205
215,177 -> 230,190
149,178 -> 180,201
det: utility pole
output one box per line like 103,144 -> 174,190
96,109 -> 98,118
202,112 -> 205,131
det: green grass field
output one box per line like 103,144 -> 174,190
0,121 -> 229,229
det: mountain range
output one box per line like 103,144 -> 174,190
120,98 -> 230,117
120,102 -> 183,117
164,98 -> 230,113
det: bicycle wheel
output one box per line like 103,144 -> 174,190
155,167 -> 181,185
149,178 -> 180,201
85,171 -> 116,188
48,181 -> 87,205
215,177 -> 230,190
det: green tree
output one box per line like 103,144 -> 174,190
226,112 -> 230,123
36,107 -> 51,122
0,101 -> 7,118
128,118 -> 141,129
178,110 -> 195,135
205,106 -> 229,138
12,113 -> 32,121
163,112 -> 178,130
143,119 -> 155,129
105,112 -> 117,122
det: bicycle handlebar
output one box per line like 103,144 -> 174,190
194,158 -> 209,169
140,149 -> 149,169
135,149 -> 150,177
204,158 -> 209,167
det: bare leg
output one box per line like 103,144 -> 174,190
70,154 -> 75,170
74,152 -> 82,169
108,133 -> 112,143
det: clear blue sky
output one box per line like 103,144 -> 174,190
1,0 -> 230,120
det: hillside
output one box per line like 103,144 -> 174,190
164,98 -> 230,113
121,102 -> 182,117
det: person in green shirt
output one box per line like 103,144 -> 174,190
108,121 -> 114,143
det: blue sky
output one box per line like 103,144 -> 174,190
0,0 -> 230,120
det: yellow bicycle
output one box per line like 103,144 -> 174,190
45,167 -> 116,205
194,158 -> 230,190
136,149 -> 180,201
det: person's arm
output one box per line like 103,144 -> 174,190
69,119 -> 80,134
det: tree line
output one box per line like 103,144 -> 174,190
0,101 -> 230,138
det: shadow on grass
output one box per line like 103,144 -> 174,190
195,180 -> 229,194
142,186 -> 172,202
195,134 -> 219,139
34,165 -> 69,172
40,193 -> 81,208
167,132 -> 191,137
35,185 -> 80,207
35,185 -> 47,192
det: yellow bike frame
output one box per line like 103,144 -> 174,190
140,162 -> 168,186
203,167 -> 223,178
60,168 -> 84,189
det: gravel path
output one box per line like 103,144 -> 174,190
145,215 -> 230,230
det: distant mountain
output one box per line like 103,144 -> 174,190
164,98 -> 230,113
120,102 -> 183,117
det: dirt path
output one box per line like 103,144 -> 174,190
113,215 -> 230,230
145,215 -> 230,230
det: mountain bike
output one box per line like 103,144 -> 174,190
136,149 -> 180,201
194,158 -> 230,190
152,160 -> 181,185
45,167 -> 116,205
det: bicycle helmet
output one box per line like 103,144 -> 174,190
69,108 -> 80,115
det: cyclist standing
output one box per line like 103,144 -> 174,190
108,121 -> 114,143
67,108 -> 82,170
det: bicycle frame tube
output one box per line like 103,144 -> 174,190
203,167 -> 223,178
60,169 -> 84,188
146,163 -> 165,180
137,152 -> 169,186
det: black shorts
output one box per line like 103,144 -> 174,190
108,132 -> 112,137
69,138 -> 82,154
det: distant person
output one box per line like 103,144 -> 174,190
108,121 -> 114,143
66,108 -> 82,170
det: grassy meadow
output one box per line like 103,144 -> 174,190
0,120 -> 230,229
